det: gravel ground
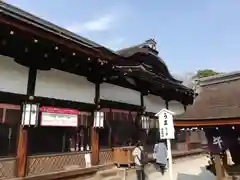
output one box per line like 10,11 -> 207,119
127,155 -> 215,180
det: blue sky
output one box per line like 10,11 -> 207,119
6,0 -> 240,74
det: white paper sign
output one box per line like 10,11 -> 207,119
41,112 -> 78,127
84,153 -> 91,168
156,109 -> 175,139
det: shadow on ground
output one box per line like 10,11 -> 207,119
177,167 -> 215,180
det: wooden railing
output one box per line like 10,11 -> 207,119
26,149 -> 114,177
0,157 -> 17,179
27,151 -> 87,176
99,149 -> 113,165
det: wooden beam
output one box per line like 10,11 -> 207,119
0,16 -> 114,61
0,103 -> 20,110
175,119 -> 240,127
17,126 -> 28,177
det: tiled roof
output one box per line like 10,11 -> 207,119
176,74 -> 240,120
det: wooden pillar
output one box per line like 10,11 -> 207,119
186,131 -> 190,151
91,128 -> 99,165
108,109 -> 113,148
165,100 -> 169,110
213,154 -> 225,180
16,67 -> 37,177
91,81 -> 100,165
140,93 -> 145,143
140,93 -> 144,108
17,126 -> 28,177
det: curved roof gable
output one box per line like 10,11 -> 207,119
116,39 -> 181,84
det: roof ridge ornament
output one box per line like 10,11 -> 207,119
144,39 -> 157,50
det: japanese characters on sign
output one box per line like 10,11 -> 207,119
40,106 -> 79,127
157,109 -> 175,140
205,127 -> 234,154
205,130 -> 225,153
213,136 -> 223,149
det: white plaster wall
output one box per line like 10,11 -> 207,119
168,100 -> 185,115
100,83 -> 141,105
199,130 -> 208,144
0,55 -> 29,94
144,94 -> 166,113
35,69 -> 95,104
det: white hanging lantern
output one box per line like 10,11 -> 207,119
141,115 -> 150,130
93,111 -> 104,128
21,102 -> 39,126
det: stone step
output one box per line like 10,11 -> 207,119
96,168 -> 121,180
104,176 -> 122,180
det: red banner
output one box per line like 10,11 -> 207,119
40,106 -> 80,115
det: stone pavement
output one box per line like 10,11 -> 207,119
126,155 -> 215,180
40,150 -> 207,180
53,155 -> 214,180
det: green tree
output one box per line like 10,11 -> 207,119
196,69 -> 221,78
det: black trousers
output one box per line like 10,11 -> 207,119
156,163 -> 166,175
136,166 -> 145,180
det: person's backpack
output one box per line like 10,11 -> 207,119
137,146 -> 148,165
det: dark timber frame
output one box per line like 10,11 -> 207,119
91,81 -> 100,166
0,1 -> 194,106
17,68 -> 37,177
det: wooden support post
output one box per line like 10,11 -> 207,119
108,127 -> 112,148
91,81 -> 100,166
91,127 -> 99,165
16,67 -> 36,177
213,154 -> 225,180
140,93 -> 144,108
186,130 -> 190,151
140,93 -> 145,143
108,109 -> 113,148
17,126 -> 28,177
